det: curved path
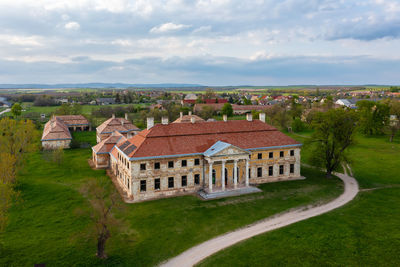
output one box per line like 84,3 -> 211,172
161,172 -> 359,267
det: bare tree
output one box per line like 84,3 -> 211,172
80,179 -> 121,259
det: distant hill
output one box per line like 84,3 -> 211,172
0,83 -> 205,89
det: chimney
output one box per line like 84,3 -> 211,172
189,111 -> 192,116
112,114 -> 115,119
125,113 -> 128,120
191,116 -> 196,123
161,116 -> 169,125
259,113 -> 266,123
180,112 -> 183,119
246,113 -> 253,121
223,114 -> 227,122
147,117 -> 154,130
121,120 -> 124,126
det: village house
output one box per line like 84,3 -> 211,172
96,113 -> 140,143
92,113 -> 302,203
193,103 -> 272,115
41,115 -> 90,149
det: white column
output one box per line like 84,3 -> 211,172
221,160 -> 226,191
234,159 -> 238,188
208,161 -> 213,192
245,158 -> 249,187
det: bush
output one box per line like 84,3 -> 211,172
292,118 -> 305,132
70,139 -> 81,149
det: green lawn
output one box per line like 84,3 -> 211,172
0,146 -> 342,266
198,134 -> 400,267
20,102 -> 147,116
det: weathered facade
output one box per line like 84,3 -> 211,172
100,113 -> 302,203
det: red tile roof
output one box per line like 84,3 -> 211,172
41,117 -> 72,141
56,115 -> 89,126
92,131 -> 126,154
97,117 -> 139,134
113,120 -> 300,159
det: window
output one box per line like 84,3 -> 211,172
168,161 -> 174,168
249,168 -> 251,178
279,165 -> 284,175
127,178 -> 130,189
154,178 -> 160,190
194,174 -> 200,185
257,167 -> 262,177
140,180 -> 146,192
140,163 -> 146,170
168,177 -> 174,188
269,166 -> 273,176
181,175 -> 187,187
181,160 -> 187,167
290,150 -> 295,156
194,158 -> 200,166
290,164 -> 294,174
257,153 -> 262,159
280,151 -> 284,158
269,152 -> 273,159
154,162 -> 160,169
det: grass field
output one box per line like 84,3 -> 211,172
198,134 -> 400,266
19,102 -> 147,116
0,132 -> 343,266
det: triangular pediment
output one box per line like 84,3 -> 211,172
203,141 -> 249,157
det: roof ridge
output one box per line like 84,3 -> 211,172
147,128 -> 278,138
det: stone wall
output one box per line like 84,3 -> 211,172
42,139 -> 71,150
93,151 -> 110,168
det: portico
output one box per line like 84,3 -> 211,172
203,141 -> 252,193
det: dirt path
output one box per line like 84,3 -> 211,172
0,108 -> 10,116
160,172 -> 359,267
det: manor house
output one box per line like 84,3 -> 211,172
92,113 -> 302,202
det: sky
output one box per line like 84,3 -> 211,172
0,0 -> 399,85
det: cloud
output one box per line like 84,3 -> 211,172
150,22 -> 191,33
0,0 -> 399,83
1,55 -> 399,85
64,21 -> 80,30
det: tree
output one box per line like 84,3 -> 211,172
221,103 -> 233,117
80,179 -> 121,259
356,100 -> 390,135
0,118 -> 37,234
115,93 -> 121,104
309,109 -> 358,178
11,103 -> 22,117
55,103 -> 72,115
52,148 -> 64,165
290,96 -> 302,119
388,101 -> 400,142
0,118 -> 38,166
72,103 -> 83,115
200,105 -> 214,120
204,88 -> 215,99
242,97 -> 252,105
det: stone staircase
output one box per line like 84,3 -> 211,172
198,186 -> 262,200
